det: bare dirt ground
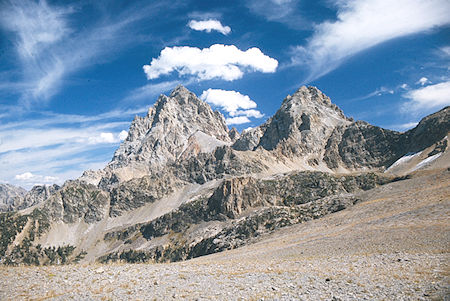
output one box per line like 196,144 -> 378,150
0,169 -> 449,300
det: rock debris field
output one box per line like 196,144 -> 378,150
1,169 -> 449,300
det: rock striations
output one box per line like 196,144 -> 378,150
1,85 -> 449,265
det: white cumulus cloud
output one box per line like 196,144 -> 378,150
403,81 -> 450,112
230,109 -> 264,118
200,89 -> 256,113
143,44 -> 278,81
15,172 -> 34,180
87,132 -> 117,144
225,116 -> 252,125
200,89 -> 264,125
188,19 -> 231,35
291,0 -> 450,81
14,172 -> 59,185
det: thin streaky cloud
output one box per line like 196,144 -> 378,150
402,81 -> 450,113
291,0 -> 450,82
0,0 -> 172,106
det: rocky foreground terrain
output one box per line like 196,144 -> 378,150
0,168 -> 448,300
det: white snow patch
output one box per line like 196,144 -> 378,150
385,151 -> 421,172
192,130 -> 228,153
412,153 -> 442,171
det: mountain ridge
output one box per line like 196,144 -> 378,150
0,85 -> 448,266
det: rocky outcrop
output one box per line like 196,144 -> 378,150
0,184 -> 59,212
43,181 -> 109,223
109,174 -> 183,217
17,184 -> 60,211
324,106 -> 450,170
171,146 -> 266,184
323,122 -> 404,169
101,171 -> 393,263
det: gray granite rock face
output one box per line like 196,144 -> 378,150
323,122 -> 404,169
323,106 -> 450,170
403,106 -> 449,153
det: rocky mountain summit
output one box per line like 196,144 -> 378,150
1,85 -> 448,266
81,86 -> 233,188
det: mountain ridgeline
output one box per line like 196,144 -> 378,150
1,85 -> 449,265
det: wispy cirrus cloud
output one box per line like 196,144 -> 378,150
246,0 -> 303,28
0,0 -> 73,59
291,0 -> 450,82
402,81 -> 450,113
0,106 -> 149,188
0,0 -> 167,106
124,80 -> 186,103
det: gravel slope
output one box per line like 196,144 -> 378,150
0,169 -> 448,300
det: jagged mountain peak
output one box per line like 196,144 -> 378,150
233,86 -> 351,155
85,86 -> 233,186
281,86 -> 348,121
288,86 -> 330,104
169,84 -> 194,99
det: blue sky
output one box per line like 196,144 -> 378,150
0,0 -> 449,189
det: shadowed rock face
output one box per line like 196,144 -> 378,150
403,106 -> 450,153
43,181 -> 109,223
323,122 -> 404,169
18,184 -> 60,211
324,106 -> 450,170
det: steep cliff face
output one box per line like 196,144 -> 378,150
323,122 -> 404,169
18,184 -> 60,211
